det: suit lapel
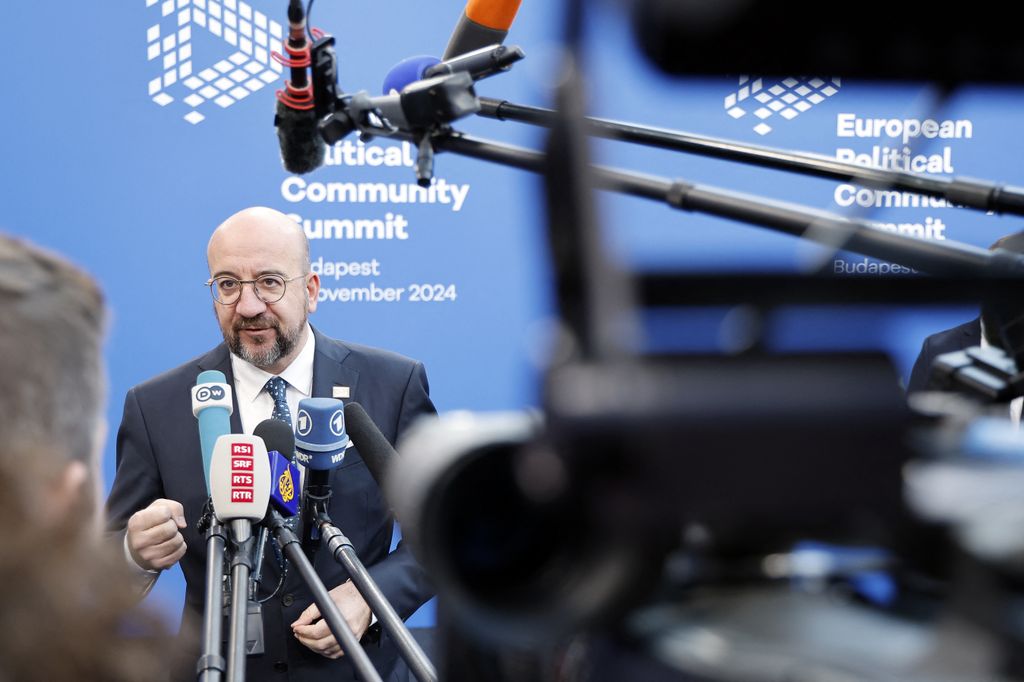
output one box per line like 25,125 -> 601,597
310,326 -> 359,402
309,327 -> 363,473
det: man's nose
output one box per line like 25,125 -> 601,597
235,282 -> 267,317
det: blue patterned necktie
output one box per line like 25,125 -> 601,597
263,376 -> 298,556
265,376 -> 292,427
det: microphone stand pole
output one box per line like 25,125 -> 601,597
225,521 -> 256,682
315,512 -> 439,682
476,96 -> 1024,218
429,131 -> 1023,279
265,510 -> 384,682
329,81 -> 1024,279
197,510 -> 227,682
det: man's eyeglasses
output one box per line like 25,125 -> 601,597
205,274 -> 306,305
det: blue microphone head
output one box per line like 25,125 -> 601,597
294,397 -> 350,470
193,369 -> 233,494
382,55 -> 441,94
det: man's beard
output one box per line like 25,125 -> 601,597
226,314 -> 304,369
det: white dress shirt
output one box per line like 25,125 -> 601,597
230,322 -> 316,435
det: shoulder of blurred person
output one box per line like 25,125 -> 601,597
0,234 -> 174,681
907,319 -> 981,393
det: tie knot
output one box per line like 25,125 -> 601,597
265,376 -> 287,398
265,376 -> 292,427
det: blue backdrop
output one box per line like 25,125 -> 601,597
3,0 -> 1023,628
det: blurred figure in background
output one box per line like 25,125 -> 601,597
0,234 -> 167,680
908,230 -> 1024,397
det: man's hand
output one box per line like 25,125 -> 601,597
291,580 -> 372,659
126,498 -> 187,571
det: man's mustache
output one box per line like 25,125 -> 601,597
234,316 -> 279,332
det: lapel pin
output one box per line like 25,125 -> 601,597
332,385 -> 350,399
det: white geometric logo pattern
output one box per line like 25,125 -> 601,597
724,76 -> 841,136
146,0 -> 284,125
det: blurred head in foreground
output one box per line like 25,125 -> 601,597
0,234 -> 165,680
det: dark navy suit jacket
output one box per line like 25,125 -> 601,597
907,319 -> 981,393
106,326 -> 436,681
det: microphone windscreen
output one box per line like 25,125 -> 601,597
275,99 -> 326,175
344,402 -> 395,489
294,398 -> 349,470
254,418 -> 295,459
209,434 -> 272,522
382,55 -> 441,94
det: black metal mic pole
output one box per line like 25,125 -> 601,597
197,513 -> 227,682
250,526 -> 268,600
225,521 -> 256,682
266,510 -> 384,682
430,131 -> 1024,279
317,515 -> 438,682
476,96 -> 1024,218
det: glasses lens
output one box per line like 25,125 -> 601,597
212,277 -> 240,303
255,275 -> 287,303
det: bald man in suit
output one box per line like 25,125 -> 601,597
107,207 -> 435,681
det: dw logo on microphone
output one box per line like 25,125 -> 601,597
195,385 -> 226,402
724,76 -> 842,136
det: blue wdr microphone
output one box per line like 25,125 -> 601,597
294,397 -> 349,558
192,369 -> 234,492
294,398 -> 350,469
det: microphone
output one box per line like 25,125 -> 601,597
274,0 -> 326,174
209,434 -> 272,677
209,434 -> 272,536
382,56 -> 442,95
192,370 -> 233,493
343,402 -> 397,493
294,397 -> 350,558
254,418 -> 301,518
249,419 -> 299,604
193,370 -> 234,681
331,71 -> 480,146
294,397 -> 350,469
443,0 -> 523,60
382,45 -> 525,94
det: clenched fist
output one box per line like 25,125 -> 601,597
126,498 -> 187,571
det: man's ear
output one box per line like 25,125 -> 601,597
306,271 -> 321,314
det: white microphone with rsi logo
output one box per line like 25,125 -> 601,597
209,433 -> 272,681
210,434 -> 272,540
